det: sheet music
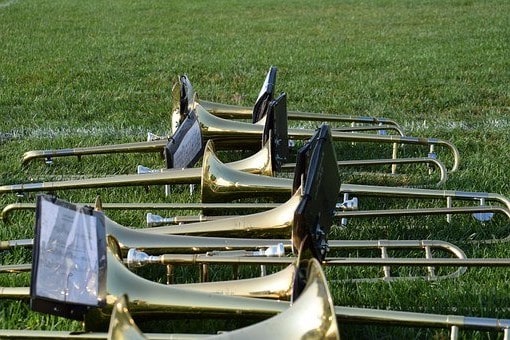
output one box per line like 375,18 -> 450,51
35,199 -> 99,305
172,118 -> 202,168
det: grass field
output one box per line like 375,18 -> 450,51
1,0 -> 509,338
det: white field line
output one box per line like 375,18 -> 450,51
402,118 -> 510,134
1,118 -> 509,142
0,0 -> 19,8
289,118 -> 510,134
0,126 -> 159,142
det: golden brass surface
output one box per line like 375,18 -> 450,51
107,295 -> 149,340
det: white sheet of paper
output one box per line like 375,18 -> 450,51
35,199 -> 99,305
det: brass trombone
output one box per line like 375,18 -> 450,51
5,238 -> 492,283
1,150 -> 505,231
11,198 -> 335,332
172,66 -> 405,135
20,90 -> 460,173
194,66 -> 402,131
0,257 -> 340,339
2,136 -> 505,227
1,200 -> 509,338
1,236 -> 509,339
0,193 -> 507,286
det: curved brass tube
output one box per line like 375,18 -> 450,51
282,156 -> 449,187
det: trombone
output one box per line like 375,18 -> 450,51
4,238 -> 494,283
1,195 -> 509,338
190,66 -> 402,130
1,137 -> 505,227
1,236 -> 509,339
20,90 -> 460,173
0,253 -> 340,339
1,193 -> 508,284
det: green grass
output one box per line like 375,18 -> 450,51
1,0 -> 509,338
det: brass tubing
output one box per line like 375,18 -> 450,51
335,206 -> 510,219
0,263 -> 31,273
336,157 -> 448,185
22,139 -> 168,165
0,286 -> 29,299
1,202 -> 280,222
281,157 -> 449,186
330,124 -> 405,136
0,168 -> 201,194
341,184 -> 510,210
199,99 -> 404,130
334,306 -> 510,332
